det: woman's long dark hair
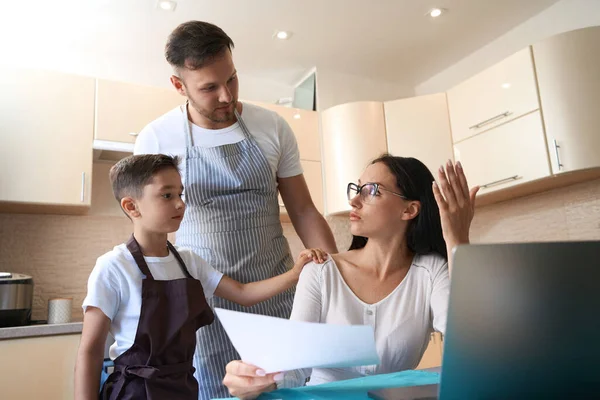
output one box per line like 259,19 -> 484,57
348,154 -> 447,260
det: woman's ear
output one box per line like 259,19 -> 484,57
121,197 -> 140,219
401,201 -> 421,221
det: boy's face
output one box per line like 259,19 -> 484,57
132,168 -> 186,234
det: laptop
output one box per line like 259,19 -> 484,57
369,241 -> 600,400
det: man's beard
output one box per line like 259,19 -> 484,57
191,99 -> 237,124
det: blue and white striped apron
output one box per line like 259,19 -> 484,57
176,103 -> 295,400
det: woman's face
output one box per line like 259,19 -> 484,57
348,162 -> 420,240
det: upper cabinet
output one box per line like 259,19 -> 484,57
245,101 -> 321,161
447,48 -> 540,143
532,26 -> 600,174
95,79 -> 184,144
454,111 -> 550,194
0,67 -> 95,207
321,102 -> 388,215
384,93 -> 454,176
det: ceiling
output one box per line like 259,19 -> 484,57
0,0 -> 559,89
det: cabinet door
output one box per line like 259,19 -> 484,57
0,67 -> 94,206
416,332 -> 443,369
447,47 -> 540,143
385,93 -> 454,176
453,111 -> 550,194
95,79 -> 184,144
244,101 -> 320,161
533,26 -> 600,174
0,334 -> 80,400
321,102 -> 388,215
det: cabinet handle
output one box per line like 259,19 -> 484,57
481,175 -> 522,189
553,139 -> 563,171
80,172 -> 86,202
469,111 -> 512,130
129,132 -> 139,137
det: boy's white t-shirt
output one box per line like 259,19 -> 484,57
82,243 -> 223,360
133,102 -> 304,182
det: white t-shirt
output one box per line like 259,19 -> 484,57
281,253 -> 449,387
133,102 -> 303,182
82,243 -> 223,360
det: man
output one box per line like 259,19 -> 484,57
134,20 -> 338,399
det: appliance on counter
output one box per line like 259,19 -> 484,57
0,272 -> 34,328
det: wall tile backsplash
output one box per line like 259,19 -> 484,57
1,179 -> 598,321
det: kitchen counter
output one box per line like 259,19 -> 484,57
0,322 -> 83,340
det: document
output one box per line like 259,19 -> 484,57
215,308 -> 380,373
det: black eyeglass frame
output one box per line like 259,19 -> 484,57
347,182 -> 408,202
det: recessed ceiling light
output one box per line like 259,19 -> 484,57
157,0 -> 177,11
274,30 -> 292,40
293,112 -> 301,119
428,8 -> 445,18
502,83 -> 512,89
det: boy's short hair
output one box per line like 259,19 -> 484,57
109,154 -> 180,202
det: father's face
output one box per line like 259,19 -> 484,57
172,49 -> 239,126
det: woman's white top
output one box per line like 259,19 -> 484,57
282,253 -> 449,387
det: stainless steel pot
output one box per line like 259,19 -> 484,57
0,272 -> 34,327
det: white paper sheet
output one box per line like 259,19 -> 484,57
215,308 -> 380,373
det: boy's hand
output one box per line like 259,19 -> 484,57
292,248 -> 328,276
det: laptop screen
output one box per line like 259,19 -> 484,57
439,241 -> 600,399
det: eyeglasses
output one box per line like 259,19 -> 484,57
347,182 -> 408,203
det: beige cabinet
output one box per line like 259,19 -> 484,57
0,334 -> 81,400
321,102 -> 388,215
244,101 -> 320,161
453,111 -> 550,194
95,79 -> 184,144
384,93 -> 454,177
0,67 -> 94,206
447,47 -> 540,143
416,332 -> 444,369
533,26 -> 600,174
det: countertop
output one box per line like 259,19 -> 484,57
0,322 -> 83,340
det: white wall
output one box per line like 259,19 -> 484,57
316,68 -> 414,111
415,0 -> 600,95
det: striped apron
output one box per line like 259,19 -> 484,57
176,103 -> 295,400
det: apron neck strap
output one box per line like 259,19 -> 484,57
126,235 -> 194,280
182,102 -> 194,148
167,241 -> 193,278
182,102 -> 252,149
126,235 -> 155,280
234,105 -> 252,139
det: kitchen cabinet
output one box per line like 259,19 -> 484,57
447,47 -> 539,143
321,102 -> 388,215
533,26 -> 600,174
244,101 -> 321,161
95,79 -> 184,144
0,67 -> 94,207
416,332 -> 444,369
453,111 -> 550,194
0,334 -> 80,400
385,93 -> 454,177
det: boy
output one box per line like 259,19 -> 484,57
74,154 -> 325,400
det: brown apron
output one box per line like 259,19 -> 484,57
101,235 -> 215,400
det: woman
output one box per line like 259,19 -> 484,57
222,155 -> 479,399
